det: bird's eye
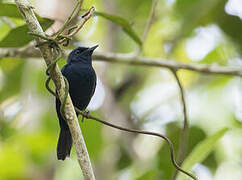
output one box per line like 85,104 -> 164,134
75,50 -> 81,54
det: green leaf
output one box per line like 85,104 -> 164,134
0,18 -> 53,47
135,170 -> 159,180
157,123 -> 208,179
0,3 -> 22,18
94,11 -> 142,46
0,58 -> 25,102
178,128 -> 228,179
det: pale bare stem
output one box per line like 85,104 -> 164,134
1,49 -> 242,77
171,69 -> 189,180
92,52 -> 242,76
69,7 -> 95,36
14,0 -> 95,179
55,0 -> 84,37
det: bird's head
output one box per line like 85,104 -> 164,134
67,45 -> 98,64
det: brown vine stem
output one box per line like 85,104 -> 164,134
14,0 -> 95,179
76,109 -> 197,180
171,69 -> 189,180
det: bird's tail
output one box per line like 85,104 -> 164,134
57,128 -> 72,160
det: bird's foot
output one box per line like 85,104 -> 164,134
81,110 -> 90,123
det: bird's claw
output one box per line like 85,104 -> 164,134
81,110 -> 90,123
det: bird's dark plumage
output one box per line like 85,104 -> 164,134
56,45 -> 98,160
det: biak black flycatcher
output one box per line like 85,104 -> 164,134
56,45 -> 98,160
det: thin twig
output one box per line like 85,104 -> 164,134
69,7 -> 95,36
55,0 -> 83,37
171,69 -> 189,180
134,0 -> 158,55
142,0 -> 158,42
58,6 -> 95,44
14,0 -> 95,179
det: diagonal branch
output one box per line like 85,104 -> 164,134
14,0 -> 95,179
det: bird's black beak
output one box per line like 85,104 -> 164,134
89,45 -> 99,53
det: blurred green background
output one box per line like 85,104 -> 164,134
0,0 -> 241,179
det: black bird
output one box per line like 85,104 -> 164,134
56,45 -> 98,160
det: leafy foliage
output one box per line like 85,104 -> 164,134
0,18 -> 53,47
0,3 -> 53,47
94,11 -> 142,46
178,128 -> 228,180
0,3 -> 22,18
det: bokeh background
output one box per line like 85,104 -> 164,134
0,0 -> 242,179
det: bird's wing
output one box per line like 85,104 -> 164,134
60,64 -> 97,110
61,64 -> 69,77
90,70 -> 96,97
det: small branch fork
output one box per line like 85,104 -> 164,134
29,2 -> 94,47
54,0 -> 84,38
66,7 -> 95,38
